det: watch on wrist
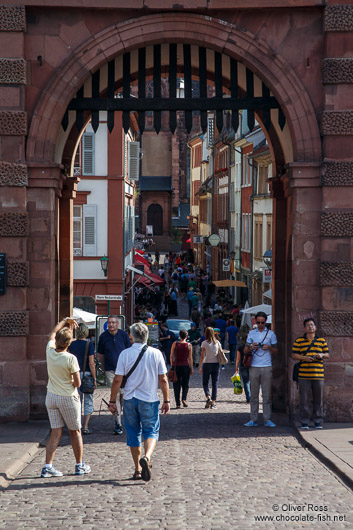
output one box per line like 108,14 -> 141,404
164,400 -> 170,403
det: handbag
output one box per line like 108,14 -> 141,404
167,343 -> 178,383
243,329 -> 270,369
80,342 -> 95,394
292,339 -> 316,384
121,344 -> 148,389
217,343 -> 228,365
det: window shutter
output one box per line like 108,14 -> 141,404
128,141 -> 140,180
82,133 -> 95,175
83,204 -> 97,256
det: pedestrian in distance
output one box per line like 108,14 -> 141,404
292,318 -> 329,430
187,287 -> 194,318
41,317 -> 91,478
170,329 -> 193,409
108,323 -> 170,481
243,312 -> 278,428
235,343 -> 251,403
226,319 -> 239,364
199,327 -> 221,409
188,322 -> 201,366
97,315 -> 131,435
68,323 -> 97,434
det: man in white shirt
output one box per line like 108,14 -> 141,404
243,312 -> 278,428
108,322 -> 170,481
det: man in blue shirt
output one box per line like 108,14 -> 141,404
226,319 -> 239,364
243,312 -> 278,428
98,315 -> 131,434
214,312 -> 227,348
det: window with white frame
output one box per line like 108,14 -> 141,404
82,133 -> 95,175
235,212 -> 241,248
229,182 -> 235,212
73,205 -> 83,256
242,213 -> 250,252
73,204 -> 97,256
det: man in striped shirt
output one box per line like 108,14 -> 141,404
292,318 -> 329,430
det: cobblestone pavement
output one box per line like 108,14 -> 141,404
1,296 -> 352,529
1,373 -> 352,529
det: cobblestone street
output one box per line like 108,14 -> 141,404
1,369 -> 352,529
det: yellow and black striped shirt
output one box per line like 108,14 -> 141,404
292,335 -> 329,380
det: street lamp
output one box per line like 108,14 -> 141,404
263,248 -> 272,269
100,255 -> 109,277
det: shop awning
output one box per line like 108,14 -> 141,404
142,265 -> 165,285
212,279 -> 247,288
137,276 -> 155,292
135,252 -> 150,265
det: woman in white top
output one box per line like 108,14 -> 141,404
199,327 -> 221,409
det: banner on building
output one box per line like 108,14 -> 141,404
263,268 -> 272,283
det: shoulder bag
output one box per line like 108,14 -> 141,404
167,343 -> 178,383
121,344 -> 148,388
80,342 -> 95,394
217,342 -> 228,365
243,329 -> 269,369
292,339 -> 316,383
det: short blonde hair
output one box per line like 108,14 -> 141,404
55,328 -> 73,351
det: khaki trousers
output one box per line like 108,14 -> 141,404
249,366 -> 273,422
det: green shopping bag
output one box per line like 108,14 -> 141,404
231,373 -> 243,395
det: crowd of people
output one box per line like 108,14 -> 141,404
41,250 -> 329,483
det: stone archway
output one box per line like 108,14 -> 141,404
1,9 -> 333,422
25,12 -> 323,418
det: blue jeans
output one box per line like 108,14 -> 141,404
228,344 -> 236,363
202,363 -> 220,401
239,366 -> 251,402
123,397 -> 160,447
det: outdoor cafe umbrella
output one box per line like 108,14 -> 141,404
241,303 -> 272,328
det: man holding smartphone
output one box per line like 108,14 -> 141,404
243,312 -> 278,427
292,318 -> 329,430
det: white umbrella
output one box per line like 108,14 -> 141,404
242,303 -> 272,315
241,303 -> 272,328
240,300 -> 251,328
73,307 -> 98,329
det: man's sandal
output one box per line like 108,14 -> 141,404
132,470 -> 142,480
139,456 -> 152,482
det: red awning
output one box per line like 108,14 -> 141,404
143,265 -> 165,285
137,276 -> 155,291
135,252 -> 150,265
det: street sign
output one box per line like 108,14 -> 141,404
95,294 -> 123,301
263,268 -> 272,283
222,258 -> 231,272
207,233 -> 220,247
0,254 -> 6,295
193,235 -> 204,244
